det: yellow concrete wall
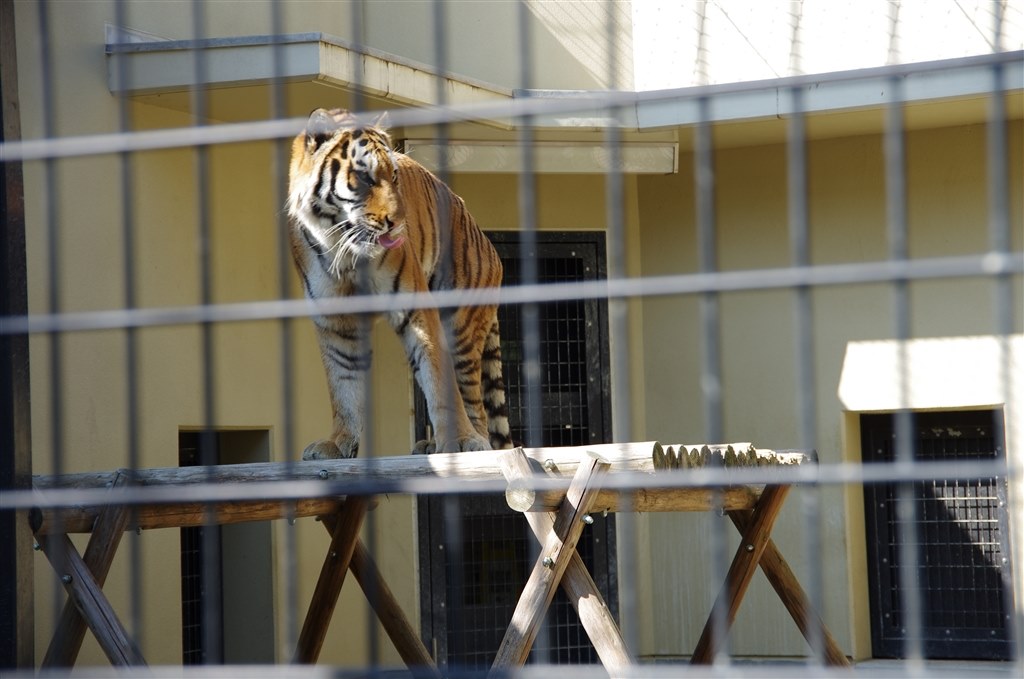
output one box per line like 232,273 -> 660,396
12,0 -> 1022,669
635,120 -> 1024,660
12,0 -> 636,667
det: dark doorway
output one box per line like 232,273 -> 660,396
861,409 -> 1014,660
179,430 -> 275,665
417,232 -> 616,672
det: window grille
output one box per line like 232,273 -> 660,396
862,410 -> 1014,660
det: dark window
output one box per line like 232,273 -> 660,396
861,410 -> 1014,660
179,430 -> 274,665
417,232 -> 615,672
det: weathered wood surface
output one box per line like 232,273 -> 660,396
294,498 -> 370,664
499,448 -> 633,672
491,452 -> 610,671
43,473 -> 131,668
34,442 -> 808,491
690,485 -> 791,664
319,517 -> 441,677
32,443 -> 665,490
31,442 -> 812,535
726,510 -> 850,666
38,533 -> 147,667
32,497 -> 345,535
653,443 -> 810,470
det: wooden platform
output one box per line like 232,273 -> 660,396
30,441 -> 850,672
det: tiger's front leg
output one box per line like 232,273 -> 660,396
390,306 -> 489,454
302,314 -> 373,460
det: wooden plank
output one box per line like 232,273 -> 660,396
35,443 -> 810,492
33,443 -> 663,490
43,473 -> 131,668
318,517 -> 440,677
32,497 -> 346,535
34,486 -> 759,535
38,533 -> 146,667
490,452 -> 610,671
727,511 -> 850,666
499,448 -> 633,671
293,497 -> 369,664
690,484 -> 791,664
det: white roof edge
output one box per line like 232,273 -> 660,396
106,31 -> 514,122
519,51 -> 1024,130
106,31 -> 1021,130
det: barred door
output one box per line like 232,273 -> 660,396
417,232 -> 615,671
861,410 -> 1014,660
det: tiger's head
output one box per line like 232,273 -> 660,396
287,109 -> 407,270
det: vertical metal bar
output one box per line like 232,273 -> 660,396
36,0 -> 68,641
111,0 -> 144,655
268,0 -> 301,660
787,83 -> 825,665
0,0 -> 34,666
347,0 -> 381,669
603,0 -> 638,658
694,95 -> 729,665
429,0 -> 465,668
884,62 -> 925,665
985,2 -> 1020,661
188,0 -> 222,664
516,0 -> 546,664
516,1 -> 543,455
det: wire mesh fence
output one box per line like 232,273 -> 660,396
1,1 -> 1023,677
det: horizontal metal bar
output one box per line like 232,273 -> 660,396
5,457 -> 1015,513
2,252 -> 1020,336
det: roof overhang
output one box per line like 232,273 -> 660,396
103,32 -> 1023,172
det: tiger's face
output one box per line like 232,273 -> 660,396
288,109 -> 407,269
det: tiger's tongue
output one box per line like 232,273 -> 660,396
378,229 -> 405,250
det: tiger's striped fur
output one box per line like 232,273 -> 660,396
287,108 -> 511,459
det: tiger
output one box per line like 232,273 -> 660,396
287,108 -> 512,459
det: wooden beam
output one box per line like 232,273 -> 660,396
32,497 -> 346,535
499,448 -> 633,672
37,533 -> 146,667
293,497 -> 369,664
690,484 -> 791,664
32,442 -> 803,533
35,443 -> 810,493
318,517 -> 440,677
43,473 -> 131,668
490,452 -> 610,671
727,510 -> 850,666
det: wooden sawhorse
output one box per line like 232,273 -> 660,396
490,445 -> 850,674
30,441 -> 848,674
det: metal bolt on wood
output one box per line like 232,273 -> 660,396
318,470 -> 329,480
61,574 -> 72,584
582,514 -> 594,525
542,556 -> 555,568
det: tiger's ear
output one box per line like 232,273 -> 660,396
372,110 -> 390,132
304,108 -> 339,151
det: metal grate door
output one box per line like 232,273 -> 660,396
417,232 -> 614,671
862,410 -> 1014,660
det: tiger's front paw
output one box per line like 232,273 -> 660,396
434,435 -> 490,454
302,438 -> 358,460
411,439 -> 435,455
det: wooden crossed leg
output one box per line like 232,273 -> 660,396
493,448 -> 633,673
36,472 -> 147,667
494,448 -> 850,672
